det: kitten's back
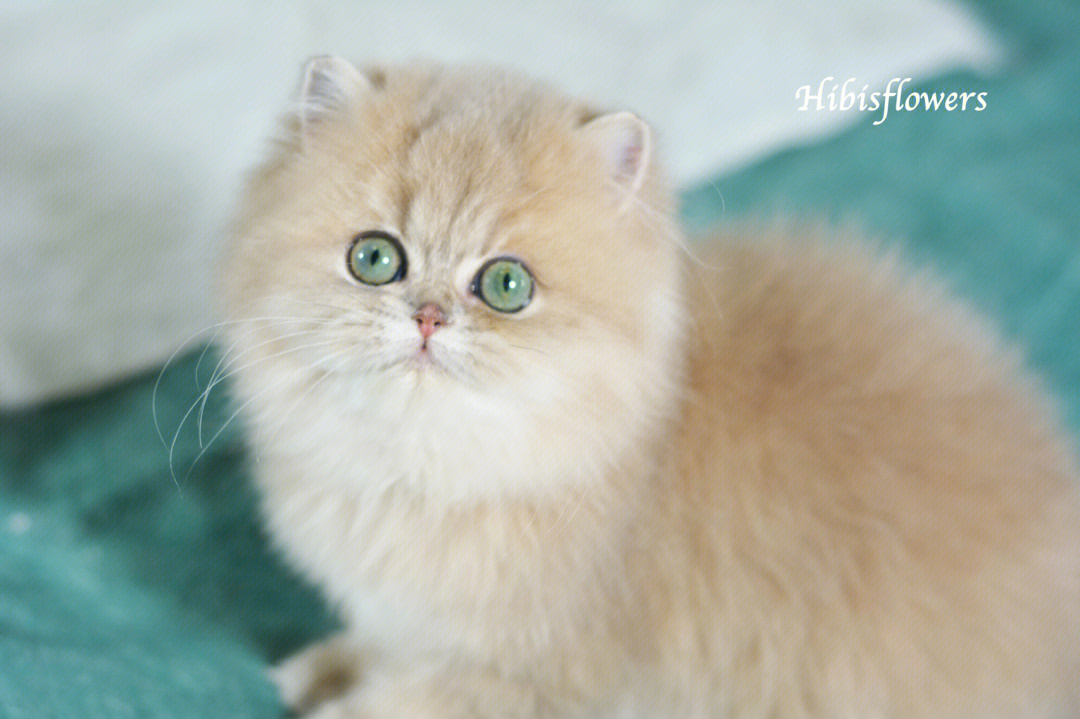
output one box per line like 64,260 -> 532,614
662,229 -> 1080,715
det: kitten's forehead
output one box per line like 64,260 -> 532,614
399,125 -> 517,258
363,77 -> 588,266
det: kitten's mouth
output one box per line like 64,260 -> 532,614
410,343 -> 441,370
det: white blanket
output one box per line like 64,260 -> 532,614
0,0 -> 1001,406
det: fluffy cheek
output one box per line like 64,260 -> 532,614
496,313 -> 660,420
498,282 -> 685,455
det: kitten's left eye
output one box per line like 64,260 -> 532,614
347,232 -> 406,285
473,257 -> 534,313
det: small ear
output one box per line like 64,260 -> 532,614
580,111 -> 652,196
299,56 -> 371,133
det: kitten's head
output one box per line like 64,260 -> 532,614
221,58 -> 686,501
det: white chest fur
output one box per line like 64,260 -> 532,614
251,419 -> 639,668
256,472 -> 459,658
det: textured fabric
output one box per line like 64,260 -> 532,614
0,358 -> 335,718
2,0 -> 1078,716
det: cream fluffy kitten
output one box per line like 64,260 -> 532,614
219,58 -> 1080,718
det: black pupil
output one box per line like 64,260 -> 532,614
502,271 -> 512,291
368,247 -> 382,266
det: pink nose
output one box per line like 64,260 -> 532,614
413,303 -> 446,340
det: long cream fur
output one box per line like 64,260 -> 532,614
219,59 -> 1080,718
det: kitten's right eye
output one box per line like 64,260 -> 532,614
347,232 -> 407,285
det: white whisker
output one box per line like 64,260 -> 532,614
166,337 -> 341,483
153,305 -> 330,483
258,346 -> 357,453
197,324 -> 335,446
180,341 -> 350,486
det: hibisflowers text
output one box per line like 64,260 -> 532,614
796,77 -> 987,125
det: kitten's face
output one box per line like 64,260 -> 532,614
222,62 -> 685,500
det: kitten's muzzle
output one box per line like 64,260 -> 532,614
413,303 -> 447,340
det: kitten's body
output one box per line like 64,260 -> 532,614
221,60 -> 1080,717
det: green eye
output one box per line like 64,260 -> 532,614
474,257 -> 534,313
347,232 -> 406,285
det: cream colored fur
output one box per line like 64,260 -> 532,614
219,60 -> 1080,718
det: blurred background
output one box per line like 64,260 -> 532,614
1,1 -> 1078,717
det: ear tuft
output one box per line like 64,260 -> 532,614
299,56 -> 371,133
580,112 -> 652,196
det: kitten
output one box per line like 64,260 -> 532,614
219,57 -> 1080,718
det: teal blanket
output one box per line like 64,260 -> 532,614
2,1 -> 1078,715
